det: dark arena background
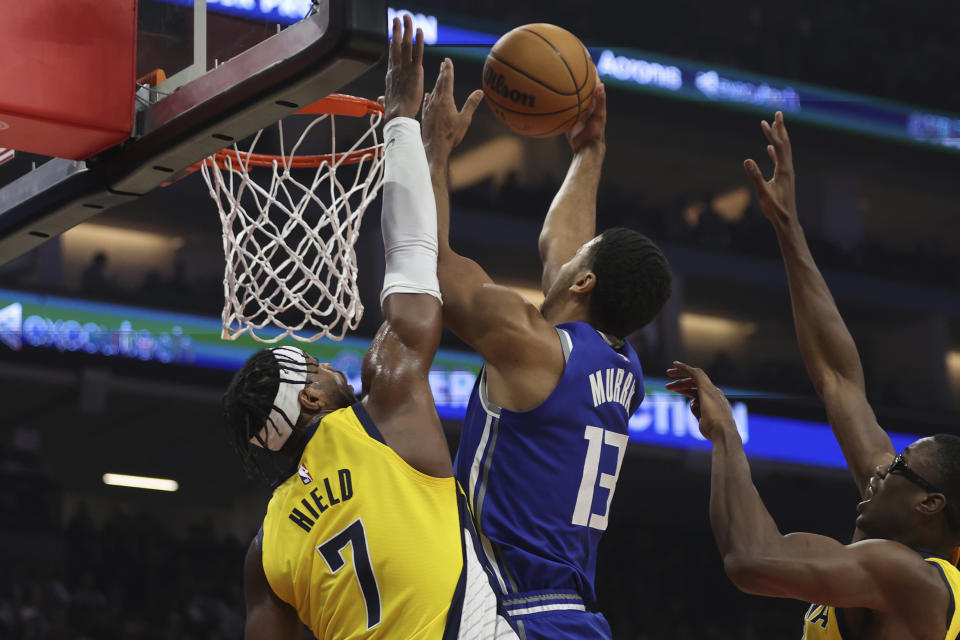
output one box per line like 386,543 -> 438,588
1,0 -> 959,638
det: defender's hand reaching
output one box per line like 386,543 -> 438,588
665,361 -> 738,443
422,58 -> 484,161
744,110 -> 798,226
383,15 -> 425,123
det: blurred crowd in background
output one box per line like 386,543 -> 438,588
1,509 -> 244,640
0,507 -> 803,640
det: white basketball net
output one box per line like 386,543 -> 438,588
200,106 -> 385,343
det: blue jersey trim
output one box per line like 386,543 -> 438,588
351,402 -> 386,445
470,411 -> 521,594
440,495 -> 468,640
477,369 -> 502,419
556,328 -> 573,362
834,605 -> 852,640
930,561 -> 957,635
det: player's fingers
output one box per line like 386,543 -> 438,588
743,159 -> 769,194
761,119 -> 775,145
443,58 -> 455,94
594,82 -> 607,120
665,381 -> 699,399
775,111 -> 791,148
434,58 -> 451,94
461,89 -> 485,121
413,27 -> 424,65
389,17 -> 401,59
767,144 -> 777,166
764,117 -> 791,165
674,387 -> 700,400
401,14 -> 413,59
672,361 -> 711,387
761,119 -> 785,159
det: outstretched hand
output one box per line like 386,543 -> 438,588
665,361 -> 738,443
566,80 -> 606,153
383,15 -> 425,123
744,110 -> 798,225
422,58 -> 484,161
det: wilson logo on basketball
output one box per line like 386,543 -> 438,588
484,67 -> 536,108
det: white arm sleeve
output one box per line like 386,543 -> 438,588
379,117 -> 442,306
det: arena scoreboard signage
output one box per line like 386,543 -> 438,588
0,288 -> 919,469
159,1 -> 958,151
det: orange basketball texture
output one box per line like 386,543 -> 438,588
483,24 -> 597,138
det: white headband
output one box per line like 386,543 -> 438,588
252,346 -> 309,451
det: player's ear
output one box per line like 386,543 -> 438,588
569,270 -> 597,295
917,492 -> 948,518
299,385 -> 329,412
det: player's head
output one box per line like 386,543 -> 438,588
540,227 -> 672,339
223,347 -> 357,475
856,435 -> 960,544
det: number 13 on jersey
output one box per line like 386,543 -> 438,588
572,426 -> 629,530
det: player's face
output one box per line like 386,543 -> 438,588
856,438 -> 941,539
305,355 -> 358,410
540,235 -> 601,318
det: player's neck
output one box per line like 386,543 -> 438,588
541,300 -> 591,327
892,531 -> 956,560
277,412 -> 327,462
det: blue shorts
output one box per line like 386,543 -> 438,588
511,609 -> 611,640
502,591 -> 612,640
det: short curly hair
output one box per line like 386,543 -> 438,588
586,227 -> 672,339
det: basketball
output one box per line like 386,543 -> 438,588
483,24 -> 597,138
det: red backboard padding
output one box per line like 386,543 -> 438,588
0,0 -> 137,160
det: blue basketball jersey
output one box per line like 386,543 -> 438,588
454,321 -> 644,613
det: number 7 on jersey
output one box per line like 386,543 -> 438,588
316,518 -> 382,629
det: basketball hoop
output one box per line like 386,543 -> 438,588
199,94 -> 385,344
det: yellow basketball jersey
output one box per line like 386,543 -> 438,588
261,404 -> 465,639
801,557 -> 960,639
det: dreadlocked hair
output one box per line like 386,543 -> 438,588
932,434 -> 960,533
223,349 -> 280,479
586,227 -> 672,340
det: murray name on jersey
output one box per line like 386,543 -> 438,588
588,367 -> 638,413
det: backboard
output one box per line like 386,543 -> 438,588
0,0 -> 386,264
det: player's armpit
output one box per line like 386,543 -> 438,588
818,375 -> 896,497
437,250 -> 559,370
724,535 -> 944,614
243,536 -> 303,640
360,295 -> 453,478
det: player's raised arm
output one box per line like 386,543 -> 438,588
359,15 -> 449,477
422,59 -> 562,377
665,362 -> 945,617
538,83 -> 606,294
744,112 -> 894,495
